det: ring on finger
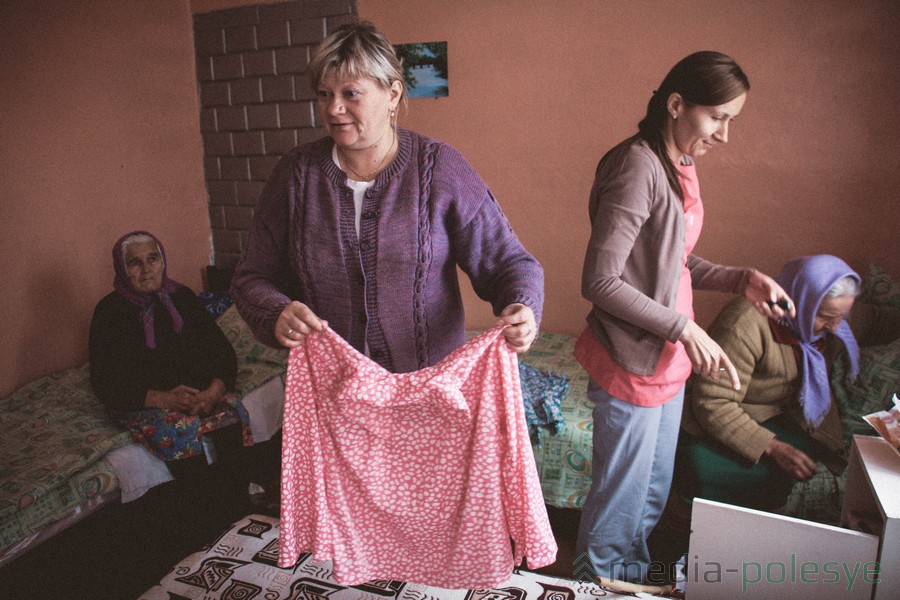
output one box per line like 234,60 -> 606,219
287,328 -> 293,336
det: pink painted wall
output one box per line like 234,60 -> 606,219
0,1 -> 212,395
355,0 -> 900,334
2,0 -> 898,396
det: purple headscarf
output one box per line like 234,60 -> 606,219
776,255 -> 860,427
112,230 -> 185,349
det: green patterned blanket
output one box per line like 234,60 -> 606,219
0,365 -> 131,550
0,305 -> 289,556
522,264 -> 900,524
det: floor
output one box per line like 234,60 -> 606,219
532,504 -> 689,585
0,434 -> 283,600
0,476 -> 279,599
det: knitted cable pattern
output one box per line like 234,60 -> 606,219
413,141 -> 438,369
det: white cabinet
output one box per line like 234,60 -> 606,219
841,435 -> 900,600
688,499 -> 879,599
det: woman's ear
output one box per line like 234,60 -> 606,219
667,92 -> 684,119
390,79 -> 404,108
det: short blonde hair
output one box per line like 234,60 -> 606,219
308,21 -> 406,106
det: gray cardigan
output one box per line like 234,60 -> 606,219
582,136 -> 751,376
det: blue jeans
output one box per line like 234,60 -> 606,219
575,380 -> 684,583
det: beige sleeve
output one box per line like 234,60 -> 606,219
686,300 -> 778,463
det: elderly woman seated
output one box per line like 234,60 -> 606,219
676,254 -> 900,512
89,231 -> 252,493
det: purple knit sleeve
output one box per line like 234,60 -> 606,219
455,196 -> 545,327
436,148 -> 545,327
230,151 -> 299,348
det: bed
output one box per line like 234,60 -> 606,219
0,364 -> 133,566
521,264 -> 900,526
0,300 -> 289,568
139,513 -> 648,600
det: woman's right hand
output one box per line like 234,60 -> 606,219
146,385 -> 200,413
275,301 -> 327,348
764,438 -> 818,481
679,319 -> 741,391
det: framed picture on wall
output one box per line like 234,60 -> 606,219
394,42 -> 448,98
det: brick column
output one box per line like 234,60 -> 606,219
193,0 -> 357,270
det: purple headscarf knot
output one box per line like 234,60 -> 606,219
112,230 -> 185,349
775,255 -> 860,427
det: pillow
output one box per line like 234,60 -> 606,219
834,338 -> 900,442
199,290 -> 234,317
216,305 -> 288,398
861,263 -> 900,310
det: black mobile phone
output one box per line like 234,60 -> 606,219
767,299 -> 792,311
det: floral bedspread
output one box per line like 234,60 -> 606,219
0,365 -> 132,550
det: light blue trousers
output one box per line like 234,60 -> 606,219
575,380 -> 684,583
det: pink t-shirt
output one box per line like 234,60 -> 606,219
278,326 -> 557,588
575,162 -> 704,406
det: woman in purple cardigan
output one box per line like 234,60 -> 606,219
231,21 -> 543,372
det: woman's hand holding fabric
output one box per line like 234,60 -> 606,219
745,269 -> 795,320
276,301 -> 328,348
497,303 -> 537,354
763,438 -> 818,481
679,320 -> 741,391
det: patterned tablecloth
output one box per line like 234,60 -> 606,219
140,514 -> 641,600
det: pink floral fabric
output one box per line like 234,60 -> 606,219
278,326 -> 558,588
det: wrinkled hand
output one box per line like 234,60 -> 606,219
745,269 -> 796,320
679,320 -> 740,391
146,384 -> 200,413
764,438 -> 818,481
497,303 -> 537,354
275,301 -> 328,348
193,379 -> 227,416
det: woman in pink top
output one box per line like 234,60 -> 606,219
574,52 -> 794,584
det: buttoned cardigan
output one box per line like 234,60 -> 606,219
232,128 -> 544,374
581,136 -> 751,376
